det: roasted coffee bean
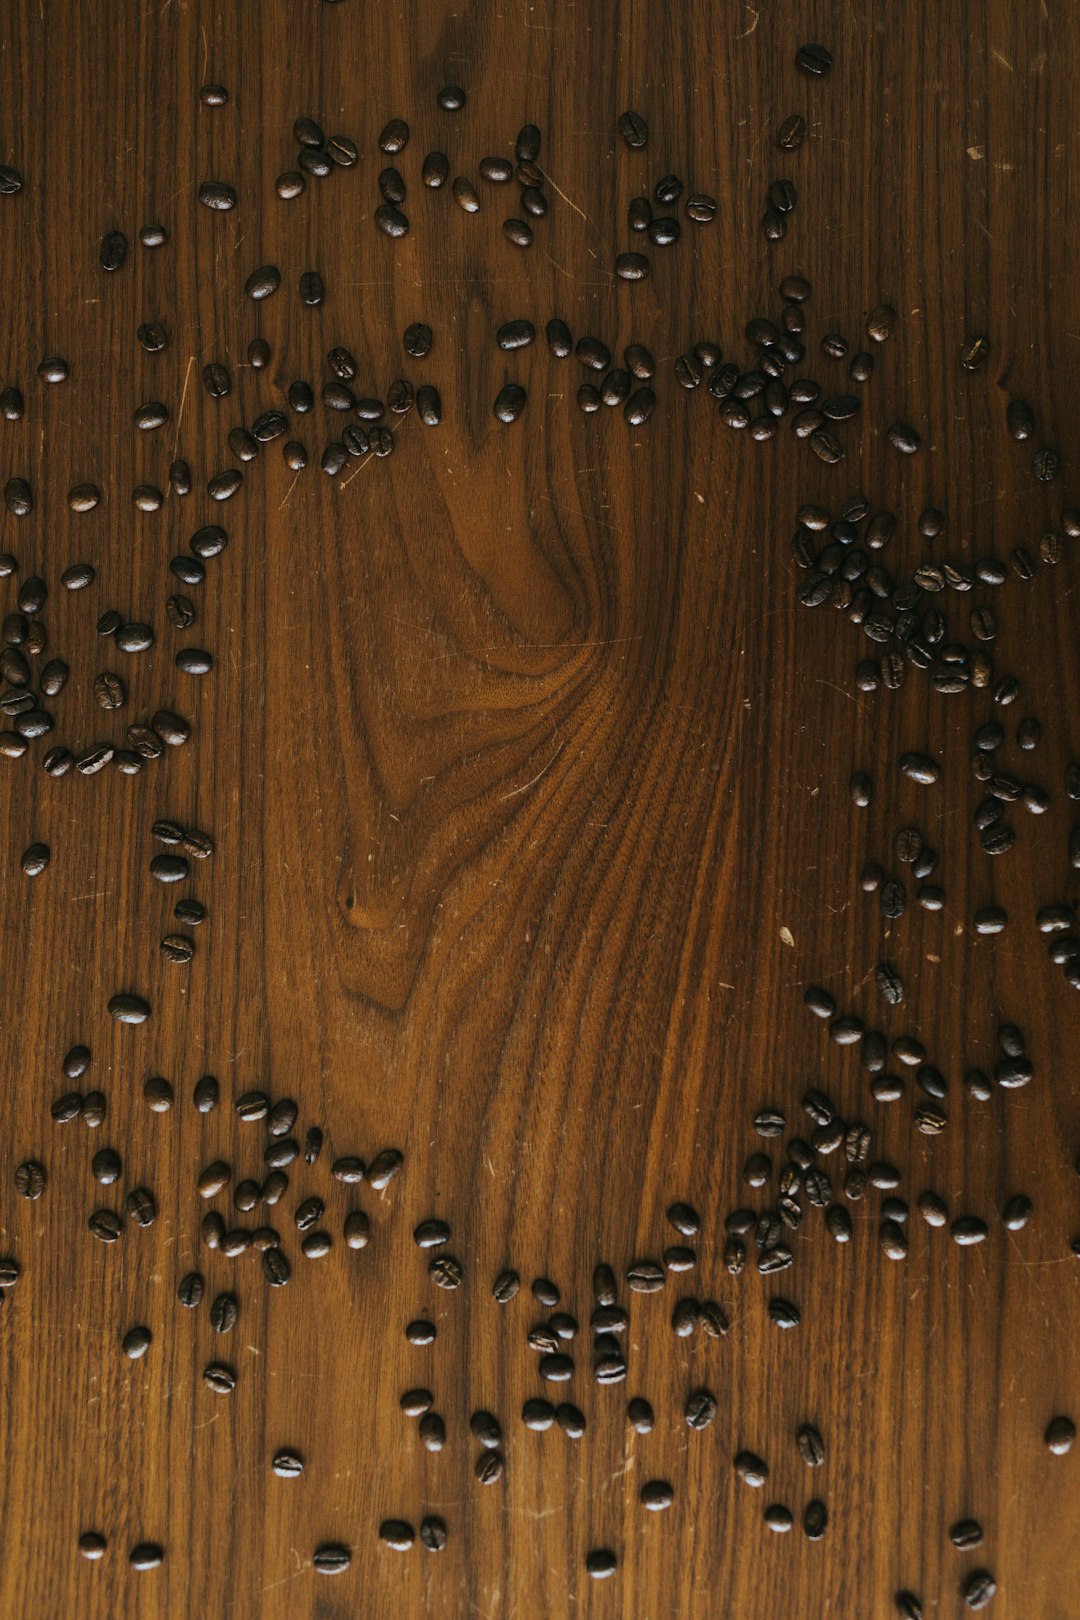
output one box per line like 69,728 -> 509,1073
378,165 -> 406,204
627,1259 -> 665,1292
89,1208 -> 122,1243
586,1549 -> 616,1579
1005,397 -> 1036,440
80,1092 -> 105,1128
951,1216 -> 988,1246
618,109 -> 648,148
375,203 -> 409,237
962,1571 -> 997,1610
198,178 -> 236,210
1045,1415 -> 1076,1454
129,1542 -> 163,1571
774,113 -> 807,152
261,1246 -> 290,1286
108,992 -> 150,1024
803,1500 -> 827,1540
430,1254 -> 462,1289
476,1451 -> 504,1485
796,1424 -> 826,1466
888,421 -> 922,454
313,1543 -> 351,1574
764,1502 -> 794,1533
210,1292 -> 238,1334
615,251 -> 649,281
628,195 -> 652,232
685,1389 -> 717,1429
797,40 -> 833,74
270,1447 -> 303,1478
126,1187 -> 156,1227
649,215 -> 680,247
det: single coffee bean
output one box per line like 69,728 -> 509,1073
797,1424 -> 826,1466
493,384 -> 527,424
129,1542 -> 163,1571
962,1570 -> 996,1610
685,1389 -> 717,1430
1045,1415 -> 1075,1454
313,1543 -> 351,1574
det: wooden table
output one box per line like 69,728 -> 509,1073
0,2 -> 1077,1615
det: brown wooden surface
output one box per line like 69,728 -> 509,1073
1,2 -> 1078,1616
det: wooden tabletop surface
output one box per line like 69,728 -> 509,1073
0,1 -> 1077,1616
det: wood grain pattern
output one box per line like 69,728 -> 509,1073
0,1 -> 1078,1616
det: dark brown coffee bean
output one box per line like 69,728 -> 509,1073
108,992 -> 150,1024
797,40 -> 832,73
89,1209 -> 122,1243
887,421 -> 922,454
962,1571 -> 996,1609
1045,1415 -> 1075,1453
379,117 -> 409,152
493,384 -> 527,424
198,178 -> 236,210
313,1542 -> 351,1574
261,1247 -> 290,1286
479,156 -> 512,183
768,1298 -> 800,1329
615,251 -> 649,281
272,1448 -> 303,1477
375,203 -> 409,238
777,112 -> 807,149
618,109 -> 648,148
343,1211 -> 370,1249
951,1519 -> 984,1549
129,1542 -> 163,1571
764,1502 -> 794,1533
586,1549 -> 616,1579
803,1499 -> 827,1540
193,1075 -> 219,1113
430,1254 -> 462,1289
476,1450 -> 504,1485
685,1388 -> 717,1429
395,1510 -> 436,1557
918,1190 -> 949,1227
209,1292 -> 238,1333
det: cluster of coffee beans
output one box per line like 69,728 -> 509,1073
4,30 -> 1079,1613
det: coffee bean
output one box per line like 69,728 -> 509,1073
950,1518 -> 984,1549
685,1388 -> 717,1429
686,193 -> 716,222
797,1423 -> 826,1466
888,421 -> 922,453
262,1246 -> 290,1286
430,1255 -> 462,1289
618,110 -> 648,148
367,1148 -> 402,1189
343,1211 -> 370,1249
962,1571 -> 996,1609
313,1543 -> 351,1574
899,751 -> 939,785
1045,1415 -> 1075,1453
129,1542 -> 163,1571
615,252 -> 650,281
108,992 -> 150,1024
797,40 -> 833,73
478,156 -> 512,184
493,384 -> 527,423
803,1499 -> 827,1540
765,1503 -> 794,1532
776,113 -> 807,151
89,1209 -> 122,1243
586,1549 -> 616,1579
375,204 -> 409,237
121,1323 -> 152,1358
476,1450 -> 504,1485
895,1592 -> 923,1619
